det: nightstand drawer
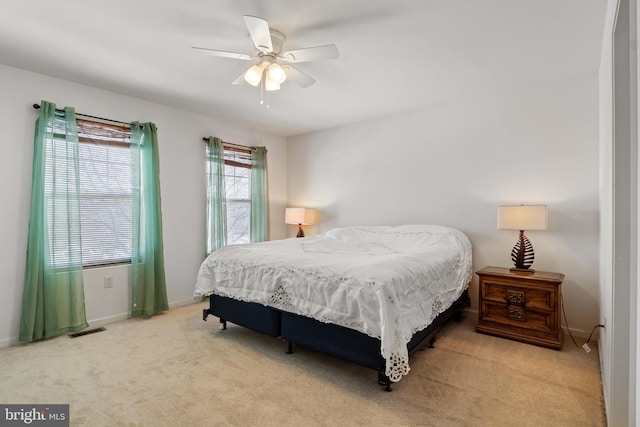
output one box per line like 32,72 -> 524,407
481,300 -> 554,333
482,280 -> 555,312
475,266 -> 564,349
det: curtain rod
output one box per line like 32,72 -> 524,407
32,103 -> 132,127
202,137 -> 253,151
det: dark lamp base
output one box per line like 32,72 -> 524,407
296,224 -> 305,238
510,230 -> 535,273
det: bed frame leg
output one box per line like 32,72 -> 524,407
202,308 -> 209,321
219,319 -> 227,330
287,341 -> 293,354
428,337 -> 436,348
377,370 -> 392,392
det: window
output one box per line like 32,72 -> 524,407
207,144 -> 252,245
76,119 -> 132,266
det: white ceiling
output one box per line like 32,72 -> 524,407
1,0 -> 606,137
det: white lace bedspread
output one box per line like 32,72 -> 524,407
194,225 -> 472,382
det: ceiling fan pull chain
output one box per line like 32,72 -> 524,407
259,70 -> 270,108
260,73 -> 265,106
265,84 -> 270,109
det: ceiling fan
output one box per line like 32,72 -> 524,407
193,15 -> 339,95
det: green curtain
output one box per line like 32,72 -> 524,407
250,146 -> 268,243
19,101 -> 89,342
130,122 -> 169,317
206,137 -> 227,254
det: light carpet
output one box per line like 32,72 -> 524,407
0,302 -> 605,426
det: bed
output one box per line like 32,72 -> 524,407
194,225 -> 473,390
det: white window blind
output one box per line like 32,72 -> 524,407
43,116 -> 83,268
76,119 -> 132,266
207,144 -> 252,245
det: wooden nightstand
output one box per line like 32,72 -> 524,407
475,266 -> 564,349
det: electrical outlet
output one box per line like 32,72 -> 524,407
103,276 -> 113,289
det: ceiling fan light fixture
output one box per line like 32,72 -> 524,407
267,63 -> 287,85
244,64 -> 263,87
265,75 -> 280,91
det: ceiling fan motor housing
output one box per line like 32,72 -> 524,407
268,29 -> 286,54
257,53 -> 277,67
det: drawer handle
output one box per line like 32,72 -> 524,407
508,290 -> 525,305
508,306 -> 525,322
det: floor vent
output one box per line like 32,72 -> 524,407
68,327 -> 106,338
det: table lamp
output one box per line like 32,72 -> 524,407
497,205 -> 547,273
285,207 -> 316,238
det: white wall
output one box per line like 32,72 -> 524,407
287,75 -> 600,336
599,0 -> 616,420
0,64 -> 288,347
599,0 -> 640,424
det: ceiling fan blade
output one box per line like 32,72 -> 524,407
282,64 -> 316,88
232,71 -> 247,85
244,15 -> 273,53
192,47 -> 253,61
281,44 -> 339,63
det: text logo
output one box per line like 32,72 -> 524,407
0,405 -> 68,426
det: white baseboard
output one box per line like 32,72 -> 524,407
0,299 -> 201,349
0,336 -> 19,349
562,326 -> 590,340
88,299 -> 200,327
464,307 -> 478,315
169,298 -> 200,309
87,312 -> 130,329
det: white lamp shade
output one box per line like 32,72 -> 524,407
264,74 -> 281,91
285,208 -> 316,225
244,65 -> 263,87
497,205 -> 547,230
268,63 -> 287,84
